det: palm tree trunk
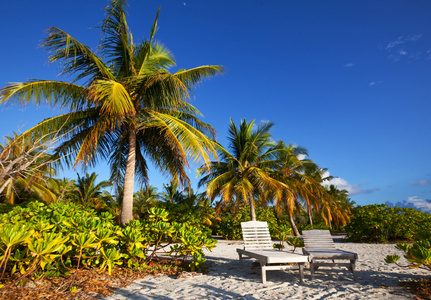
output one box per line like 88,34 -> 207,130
288,210 -> 300,237
328,211 -> 332,230
121,129 -> 137,226
308,207 -> 313,226
248,193 -> 257,221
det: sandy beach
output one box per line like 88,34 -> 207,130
106,237 -> 429,299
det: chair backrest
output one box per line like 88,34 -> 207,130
240,221 -> 273,250
301,229 -> 336,250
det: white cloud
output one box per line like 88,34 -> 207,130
343,63 -> 355,67
386,196 -> 431,213
369,81 -> 382,87
385,34 -> 424,61
297,154 -> 306,160
386,37 -> 404,49
407,196 -> 431,212
322,172 -> 379,195
386,34 -> 422,50
411,179 -> 431,186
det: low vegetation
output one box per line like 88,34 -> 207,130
345,204 -> 431,243
0,201 -> 215,297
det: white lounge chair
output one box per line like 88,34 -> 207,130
301,230 -> 358,280
236,221 -> 308,284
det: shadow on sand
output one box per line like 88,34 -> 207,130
107,252 -> 420,299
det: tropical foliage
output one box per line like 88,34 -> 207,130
198,119 -> 284,221
321,184 -> 353,230
269,141 -> 332,236
385,230 -> 431,272
0,0 -> 223,225
199,118 -> 353,235
133,185 -> 161,218
345,204 -> 431,243
0,201 -> 216,290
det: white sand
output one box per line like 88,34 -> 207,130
105,237 -> 429,299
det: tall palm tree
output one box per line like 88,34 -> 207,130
270,141 -> 329,236
322,184 -> 354,229
198,119 -> 282,221
302,165 -> 332,226
0,0 -> 223,224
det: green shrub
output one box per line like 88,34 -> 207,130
385,230 -> 431,272
0,201 -> 216,285
345,204 -> 431,243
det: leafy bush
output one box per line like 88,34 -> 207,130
213,205 -> 292,240
0,201 -> 216,286
345,204 -> 431,243
154,201 -> 214,237
385,230 -> 431,272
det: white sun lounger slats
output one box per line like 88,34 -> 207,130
237,221 -> 309,284
302,230 -> 358,280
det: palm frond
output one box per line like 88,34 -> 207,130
174,65 -> 224,92
42,27 -> 115,83
148,112 -> 218,166
135,41 -> 175,76
0,80 -> 86,110
88,80 -> 134,116
99,0 -> 133,77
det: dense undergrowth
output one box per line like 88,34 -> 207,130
345,204 -> 431,243
0,201 -> 215,297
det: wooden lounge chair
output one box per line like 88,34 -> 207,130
301,230 -> 358,280
236,221 -> 308,284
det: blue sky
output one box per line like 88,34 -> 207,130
1,0 -> 431,211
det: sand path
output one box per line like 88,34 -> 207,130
105,237 -> 429,299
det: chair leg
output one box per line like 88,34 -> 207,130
310,261 -> 315,280
261,264 -> 267,284
238,253 -> 243,266
350,259 -> 357,280
299,263 -> 304,283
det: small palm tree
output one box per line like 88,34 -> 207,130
198,119 -> 282,221
47,177 -> 77,203
162,183 -> 215,226
161,181 -> 183,204
0,0 -> 223,225
74,172 -> 112,209
133,185 -> 160,217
